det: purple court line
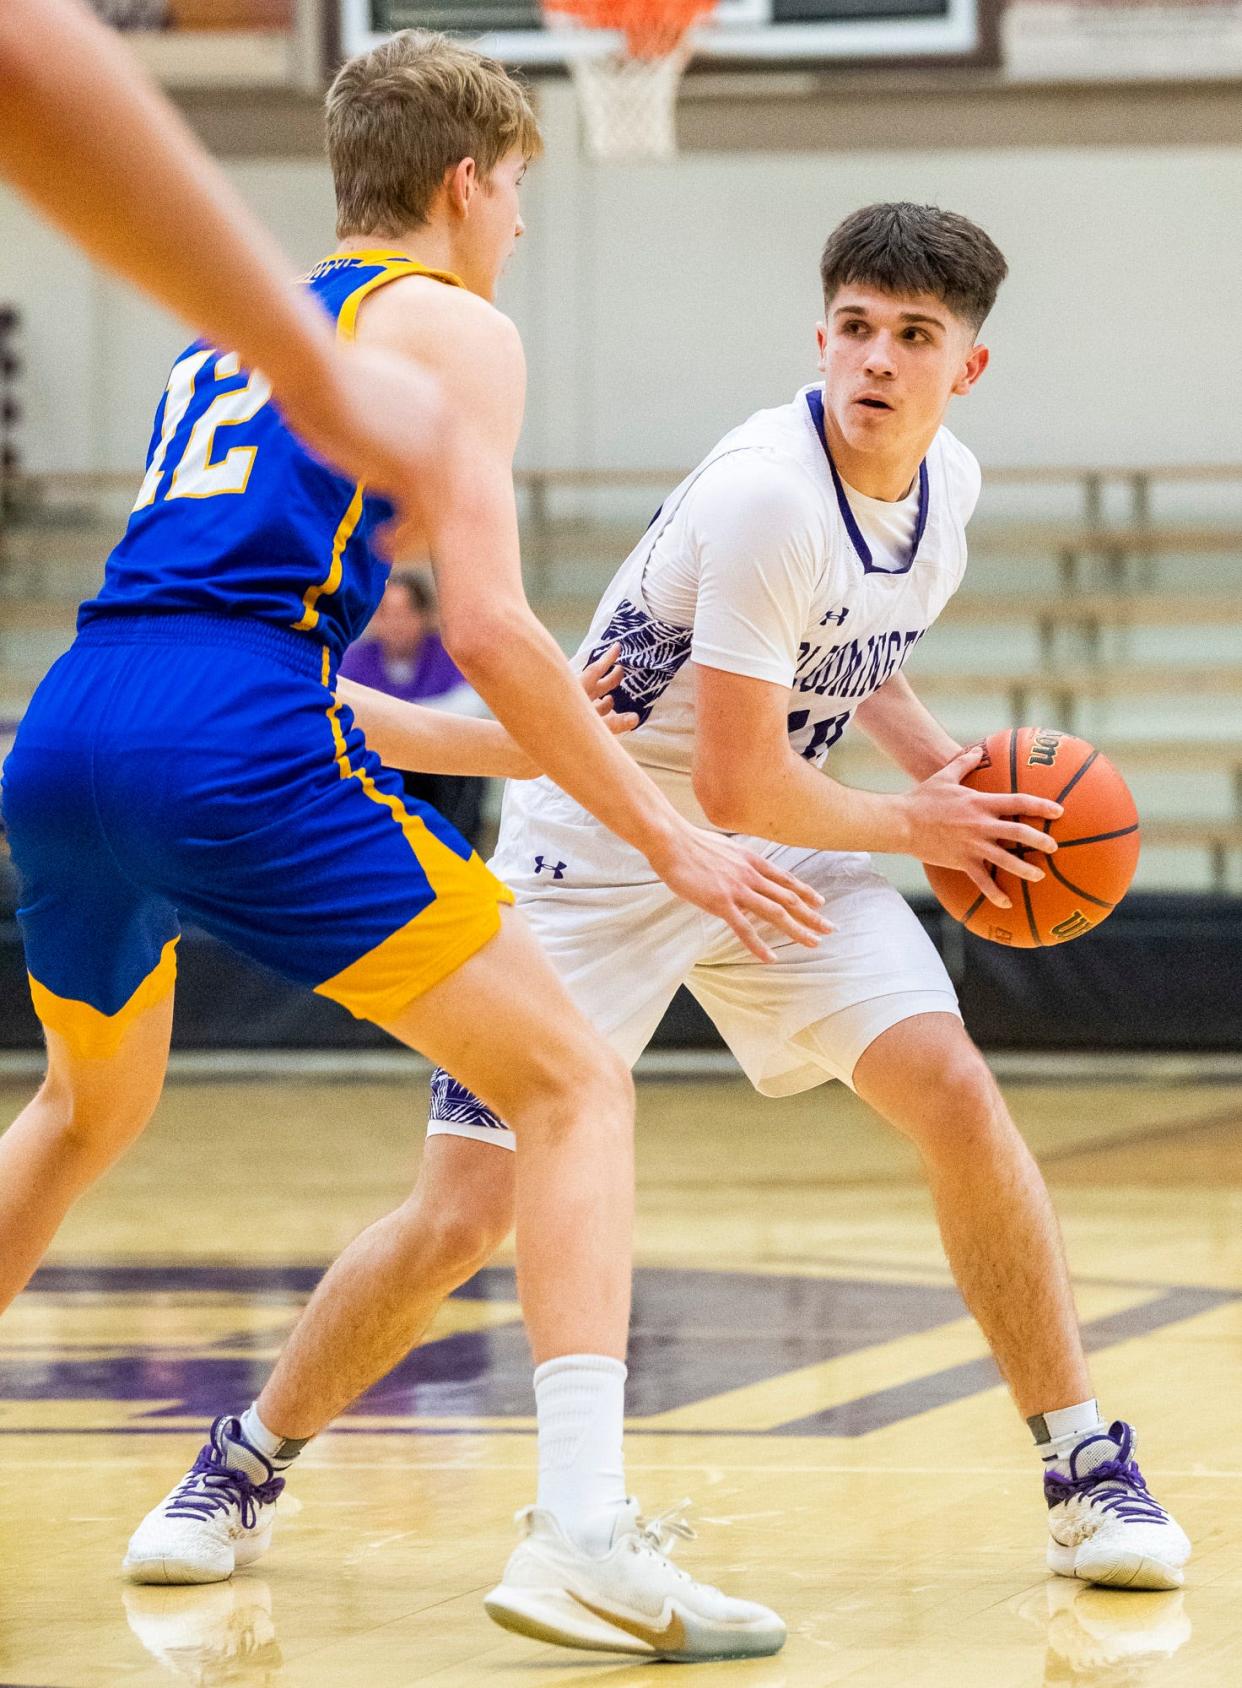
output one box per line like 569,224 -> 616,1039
3,1284 -> 1234,1438
767,1285 -> 1235,1436
23,1263 -> 511,1297
24,1261 -> 1217,1298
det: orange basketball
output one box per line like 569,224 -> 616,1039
924,728 -> 1140,948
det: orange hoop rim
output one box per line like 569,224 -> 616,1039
543,0 -> 719,59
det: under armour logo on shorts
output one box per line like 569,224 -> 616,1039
533,856 -> 567,879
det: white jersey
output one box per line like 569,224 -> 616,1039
432,385 -> 978,1138
497,383 -> 980,877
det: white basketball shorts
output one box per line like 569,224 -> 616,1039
426,785 -> 960,1150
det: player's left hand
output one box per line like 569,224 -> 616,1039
582,644 -> 639,736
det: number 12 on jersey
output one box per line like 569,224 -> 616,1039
133,349 -> 272,511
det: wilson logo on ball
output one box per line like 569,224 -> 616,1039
1027,729 -> 1063,768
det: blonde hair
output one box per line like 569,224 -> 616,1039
326,30 -> 542,240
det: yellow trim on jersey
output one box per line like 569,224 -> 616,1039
330,252 -> 465,343
28,938 -> 179,1062
312,669 -> 512,1022
292,481 -> 365,634
289,253 -> 462,634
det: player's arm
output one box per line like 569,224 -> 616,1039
0,0 -> 444,527
852,671 -> 962,780
353,285 -> 829,959
693,666 -> 1060,910
338,646 -> 636,779
681,463 -> 1060,911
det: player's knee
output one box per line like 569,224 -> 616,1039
31,1067 -> 158,1165
565,1041 -> 634,1130
509,1038 -> 633,1144
909,1041 -> 1002,1144
421,1187 -> 512,1280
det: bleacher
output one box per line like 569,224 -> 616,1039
2,461 -> 1240,897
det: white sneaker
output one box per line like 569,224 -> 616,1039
1045,1421 -> 1190,1591
483,1498 -> 786,1661
123,1416 -> 285,1585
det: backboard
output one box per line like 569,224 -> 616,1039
340,0 -> 997,70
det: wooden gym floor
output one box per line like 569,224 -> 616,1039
1,1068 -> 1240,1687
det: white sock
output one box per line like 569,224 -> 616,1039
534,1354 -> 628,1555
1028,1399 -> 1108,1468
222,1404 -> 307,1482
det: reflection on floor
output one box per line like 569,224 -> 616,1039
1,1072 -> 1240,1686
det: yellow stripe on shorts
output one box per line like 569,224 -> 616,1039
314,655 -> 513,1024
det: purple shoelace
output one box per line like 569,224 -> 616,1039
165,1424 -> 285,1528
1043,1421 -> 1168,1524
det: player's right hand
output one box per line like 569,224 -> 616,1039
904,744 -> 1063,910
650,826 -> 834,963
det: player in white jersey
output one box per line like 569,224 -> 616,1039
148,203 -> 1189,1651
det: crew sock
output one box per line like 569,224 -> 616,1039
534,1354 -> 628,1556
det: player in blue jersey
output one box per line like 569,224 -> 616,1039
0,28 -> 828,1660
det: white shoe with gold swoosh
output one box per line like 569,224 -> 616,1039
483,1498 -> 786,1661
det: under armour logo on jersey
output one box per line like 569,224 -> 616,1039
819,606 -> 850,627
534,856 -> 567,879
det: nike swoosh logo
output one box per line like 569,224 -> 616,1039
570,1593 -> 686,1653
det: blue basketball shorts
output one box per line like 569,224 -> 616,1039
0,613 -> 513,1059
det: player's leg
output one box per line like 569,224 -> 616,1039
850,1013 -> 1189,1591
693,852 -> 1092,1413
254,1131 -> 515,1438
0,640 -> 179,1319
254,889 -> 641,1438
250,867 -> 704,1447
379,905 -> 635,1363
0,998 -> 173,1317
691,845 -> 1188,1592
853,1013 -> 1089,1417
377,910 -> 784,1659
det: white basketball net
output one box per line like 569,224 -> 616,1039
545,14 -> 697,161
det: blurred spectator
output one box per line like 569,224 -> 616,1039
339,569 -> 489,849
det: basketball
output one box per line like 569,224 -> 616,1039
924,728 -> 1140,948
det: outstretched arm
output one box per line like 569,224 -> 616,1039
0,0 -> 442,533
339,646 -> 637,778
852,671 -> 962,780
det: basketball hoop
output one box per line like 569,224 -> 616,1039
542,0 -> 719,161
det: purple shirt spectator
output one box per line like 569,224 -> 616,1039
340,627 -> 468,706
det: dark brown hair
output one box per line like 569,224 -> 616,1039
326,30 -> 542,240
820,203 -> 1008,333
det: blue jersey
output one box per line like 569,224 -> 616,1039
79,250 -> 461,658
